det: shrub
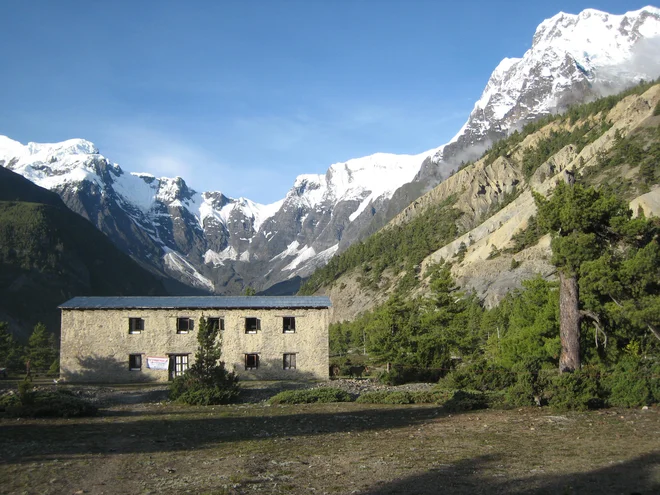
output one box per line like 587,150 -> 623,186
440,360 -> 515,392
504,359 -> 553,407
548,368 -> 603,411
170,376 -> 240,406
442,390 -> 489,412
356,391 -> 413,404
654,100 -> 660,116
0,389 -> 97,418
410,390 -> 453,404
603,357 -> 658,407
268,388 -> 352,405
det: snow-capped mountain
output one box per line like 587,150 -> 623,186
414,5 -> 660,187
2,6 -> 659,294
0,135 -> 436,292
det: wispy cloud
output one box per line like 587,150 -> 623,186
100,124 -> 232,193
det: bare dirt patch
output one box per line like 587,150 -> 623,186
1,383 -> 659,494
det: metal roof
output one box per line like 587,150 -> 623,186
59,296 -> 332,310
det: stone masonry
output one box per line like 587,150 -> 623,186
59,297 -> 330,383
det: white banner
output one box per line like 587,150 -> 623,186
146,357 -> 169,370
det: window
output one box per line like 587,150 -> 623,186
177,317 -> 193,334
245,353 -> 259,370
128,354 -> 142,371
208,317 -> 224,331
283,317 -> 296,333
283,353 -> 296,370
168,354 -> 189,380
128,317 -> 144,334
245,317 -> 260,333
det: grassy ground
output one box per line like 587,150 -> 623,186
1,390 -> 659,495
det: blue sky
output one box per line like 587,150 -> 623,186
0,0 -> 652,203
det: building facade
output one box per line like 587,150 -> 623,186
59,296 -> 331,383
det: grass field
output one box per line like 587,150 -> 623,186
1,389 -> 659,495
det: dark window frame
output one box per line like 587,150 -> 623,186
245,353 -> 259,370
128,354 -> 142,371
283,353 -> 296,370
283,316 -> 296,333
168,354 -> 189,380
128,317 -> 144,334
177,317 -> 194,334
208,317 -> 224,331
245,317 -> 261,334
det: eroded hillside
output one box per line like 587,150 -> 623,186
308,82 -> 660,323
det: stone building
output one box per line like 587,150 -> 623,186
59,296 -> 331,383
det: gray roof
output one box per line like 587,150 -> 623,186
59,296 -> 332,310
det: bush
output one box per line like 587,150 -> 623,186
356,391 -> 413,404
548,368 -> 603,411
603,357 -> 658,407
442,390 -> 489,412
170,376 -> 239,406
268,388 -> 352,405
0,389 -> 97,418
410,390 -> 453,404
440,360 -> 515,392
504,359 -> 553,407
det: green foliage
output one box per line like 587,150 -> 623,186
268,388 -> 352,405
582,127 -> 660,195
509,215 -> 543,253
0,322 -> 24,371
243,287 -> 257,296
440,359 -> 515,392
485,278 -> 560,368
300,197 -> 462,294
535,182 -> 633,276
1,386 -> 97,418
455,242 -> 467,262
603,357 -> 659,407
356,391 -> 413,404
442,389 -> 489,412
169,317 -> 239,405
510,258 -> 521,270
504,359 -> 554,407
26,322 -> 58,372
654,100 -> 660,116
548,367 -> 603,411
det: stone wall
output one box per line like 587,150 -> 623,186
60,307 -> 329,383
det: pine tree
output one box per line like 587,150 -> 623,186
169,316 -> 239,405
535,181 -> 658,372
26,322 -> 58,372
0,322 -> 24,371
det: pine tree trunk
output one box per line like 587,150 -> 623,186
559,272 -> 581,373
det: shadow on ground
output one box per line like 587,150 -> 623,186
0,404 -> 447,463
357,451 -> 660,495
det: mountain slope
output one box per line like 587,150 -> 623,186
0,166 -> 169,340
2,6 -> 659,296
310,82 -> 660,322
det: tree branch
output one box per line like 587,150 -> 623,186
580,309 -> 607,348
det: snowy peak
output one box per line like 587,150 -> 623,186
457,5 -> 660,147
531,6 -> 660,66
